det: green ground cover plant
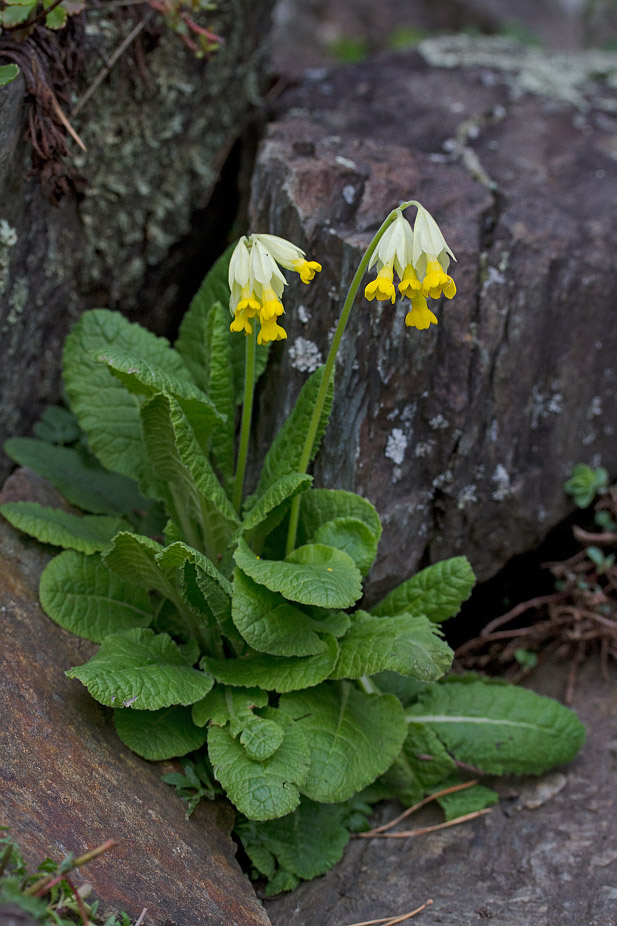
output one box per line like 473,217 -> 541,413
2,202 -> 585,893
0,830 -> 127,925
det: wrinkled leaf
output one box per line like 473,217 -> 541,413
0,502 -> 126,554
235,538 -> 362,609
407,676 -> 585,775
40,550 -> 152,642
115,705 -> 207,760
67,627 -> 213,709
280,682 -> 407,803
208,708 -> 310,820
371,557 -> 475,623
331,611 -> 452,681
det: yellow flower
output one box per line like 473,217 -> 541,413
258,316 -> 287,345
398,263 -> 423,298
405,295 -> 438,330
365,213 -> 413,302
227,234 -> 321,338
422,260 -> 456,300
254,234 -> 322,285
412,204 -> 456,300
365,264 -> 396,303
364,203 -> 456,331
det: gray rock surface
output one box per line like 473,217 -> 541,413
270,0 -> 617,77
250,36 -> 617,595
0,2 -> 273,476
265,657 -> 617,926
0,469 -> 271,926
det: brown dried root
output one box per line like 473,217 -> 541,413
455,488 -> 617,702
0,24 -> 87,202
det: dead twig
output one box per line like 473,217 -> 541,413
355,780 -> 478,838
342,899 -> 433,926
370,808 -> 492,839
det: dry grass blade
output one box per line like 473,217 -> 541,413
376,807 -> 492,839
355,780 -> 478,838
342,899 -> 433,926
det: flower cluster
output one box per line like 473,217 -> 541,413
228,235 -> 321,345
364,205 -> 456,329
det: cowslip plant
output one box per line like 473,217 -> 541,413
2,202 -> 585,894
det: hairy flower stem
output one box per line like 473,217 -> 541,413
285,203 -> 416,556
233,326 -> 257,513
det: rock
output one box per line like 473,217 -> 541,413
0,469 -> 271,926
270,0 -> 617,77
265,657 -> 617,926
250,36 -> 617,594
0,2 -> 274,479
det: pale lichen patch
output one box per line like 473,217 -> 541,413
491,464 -> 513,501
385,428 -> 408,466
289,336 -> 323,373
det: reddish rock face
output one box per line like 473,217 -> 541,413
0,471 -> 270,926
250,39 -> 617,597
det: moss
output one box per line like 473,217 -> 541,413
0,218 -> 17,296
72,2 -> 269,309
419,34 -> 617,111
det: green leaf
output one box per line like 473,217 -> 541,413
175,247 -> 269,402
232,569 -> 348,657
564,462 -> 609,508
236,798 -> 353,885
0,64 -> 20,87
32,405 -> 81,444
45,3 -> 67,27
206,302 -> 236,480
103,532 -> 173,597
140,394 -> 238,556
298,488 -> 382,546
67,628 -> 213,709
242,473 -> 313,545
115,705 -> 207,760
208,708 -> 310,820
63,309 -> 189,483
0,502 -> 126,554
39,551 -> 152,642
280,683 -> 408,803
407,676 -> 586,775
174,246 -> 235,393
93,347 -> 222,444
192,684 -> 284,760
235,538 -> 362,609
236,714 -> 285,761
3,438 -> 148,517
202,636 -> 339,693
1,4 -> 34,26
436,781 -> 499,821
371,557 -> 475,623
255,366 -> 333,498
156,541 -> 232,621
373,671 -> 428,706
192,685 -> 268,727
313,517 -> 378,576
331,611 -> 453,681
360,723 -> 456,806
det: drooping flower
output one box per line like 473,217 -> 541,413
365,212 -> 413,303
254,234 -> 322,284
404,295 -> 439,330
364,203 -> 457,330
258,316 -> 287,345
411,204 -> 456,300
228,234 -> 321,343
